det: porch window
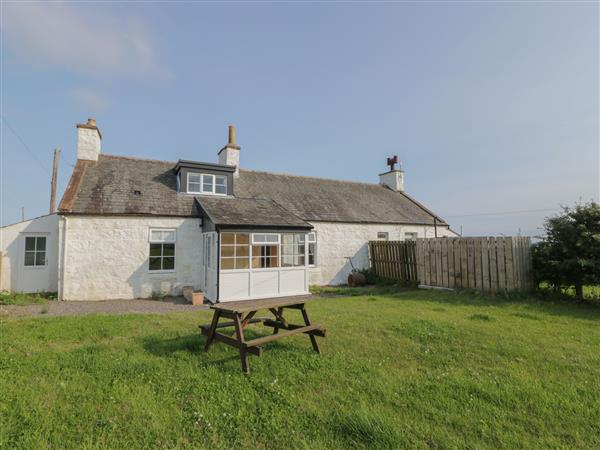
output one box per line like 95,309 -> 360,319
220,233 -> 249,269
405,232 -> 418,241
251,233 -> 280,269
281,234 -> 305,267
24,236 -> 46,267
149,229 -> 176,271
307,232 -> 317,266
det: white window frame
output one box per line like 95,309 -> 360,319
186,173 -> 228,196
187,173 -> 202,194
148,228 -> 176,273
404,232 -> 418,241
251,233 -> 280,245
307,232 -> 317,267
23,235 -> 47,268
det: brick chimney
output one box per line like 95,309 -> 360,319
379,155 -> 404,192
76,118 -> 102,161
218,125 -> 240,177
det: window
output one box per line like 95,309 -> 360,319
307,232 -> 317,266
377,232 -> 389,240
187,173 -> 201,193
188,172 -> 227,195
405,232 -> 418,241
281,234 -> 305,267
24,236 -> 46,267
149,229 -> 176,271
220,233 -> 249,269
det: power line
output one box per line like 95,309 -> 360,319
443,207 -> 560,219
1,115 -> 51,174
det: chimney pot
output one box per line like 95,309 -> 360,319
87,118 -> 97,127
228,125 -> 235,145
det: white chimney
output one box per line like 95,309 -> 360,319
379,155 -> 404,192
218,125 -> 240,177
76,118 -> 101,161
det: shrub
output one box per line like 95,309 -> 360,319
532,202 -> 600,301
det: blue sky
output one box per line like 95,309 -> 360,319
1,1 -> 598,235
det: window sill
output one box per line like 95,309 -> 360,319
147,269 -> 176,274
23,265 -> 48,270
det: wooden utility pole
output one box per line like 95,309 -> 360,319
49,147 -> 61,214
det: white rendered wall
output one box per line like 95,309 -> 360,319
60,216 -> 202,301
308,222 -> 456,286
0,214 -> 59,293
76,127 -> 101,161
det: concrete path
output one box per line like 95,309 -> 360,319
0,296 -> 209,318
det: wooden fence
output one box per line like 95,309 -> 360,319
369,237 -> 533,292
369,240 -> 418,283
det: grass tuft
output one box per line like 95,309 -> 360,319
0,291 -> 56,305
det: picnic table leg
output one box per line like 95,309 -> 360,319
301,305 -> 321,354
233,313 -> 250,374
271,307 -> 283,335
204,310 -> 221,352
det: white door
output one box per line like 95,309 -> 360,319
18,234 -> 50,293
202,232 -> 218,302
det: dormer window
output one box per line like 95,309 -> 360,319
187,173 -> 227,196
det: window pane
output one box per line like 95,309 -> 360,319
308,232 -> 316,243
163,243 -> 175,256
297,255 -> 305,266
189,173 -> 201,183
35,251 -> 46,266
24,252 -> 35,266
202,174 -> 214,192
236,234 -> 249,245
282,234 -> 294,245
162,231 -> 176,242
149,257 -> 162,270
221,233 -> 235,245
36,237 -> 46,251
235,257 -> 249,269
236,245 -> 249,257
215,176 -> 227,195
162,257 -> 175,270
309,253 -> 315,266
221,246 -> 235,258
188,182 -> 201,192
221,258 -> 235,270
150,243 -> 162,256
25,237 -> 36,251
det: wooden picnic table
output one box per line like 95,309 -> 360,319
199,297 -> 325,374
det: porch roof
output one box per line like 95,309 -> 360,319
195,196 -> 312,230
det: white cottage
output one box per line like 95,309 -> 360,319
0,119 -> 456,302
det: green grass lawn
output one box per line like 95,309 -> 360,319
1,289 -> 599,449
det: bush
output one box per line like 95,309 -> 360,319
532,202 -> 600,301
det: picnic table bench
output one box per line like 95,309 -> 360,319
200,297 -> 325,373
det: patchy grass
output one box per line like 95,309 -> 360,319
0,291 -> 56,305
1,289 -> 599,449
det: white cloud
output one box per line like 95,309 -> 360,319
70,87 -> 110,112
3,2 -> 169,79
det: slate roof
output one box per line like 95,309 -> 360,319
196,196 -> 311,229
60,153 -> 447,226
60,155 -> 197,216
